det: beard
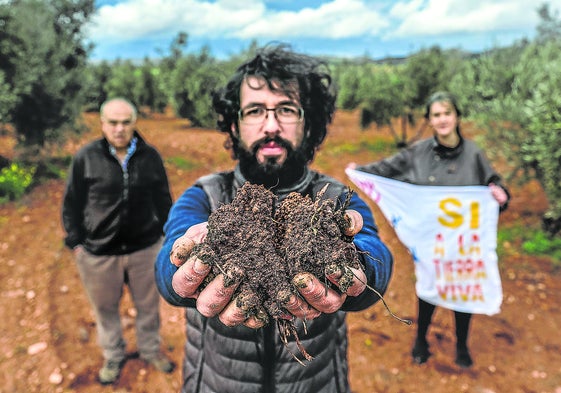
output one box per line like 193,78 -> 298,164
238,136 -> 309,189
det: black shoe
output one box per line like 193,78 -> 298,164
411,339 -> 431,364
455,347 -> 473,368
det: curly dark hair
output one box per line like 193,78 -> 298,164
212,43 -> 336,162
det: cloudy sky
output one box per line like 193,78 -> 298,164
87,0 -> 559,61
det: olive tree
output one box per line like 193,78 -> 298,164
463,40 -> 560,236
0,0 -> 94,148
168,47 -> 230,127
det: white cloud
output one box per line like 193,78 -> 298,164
236,0 -> 389,39
87,0 -> 388,42
87,0 -> 265,41
85,0 -> 561,55
388,0 -> 542,38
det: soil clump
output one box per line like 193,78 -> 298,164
191,182 -> 362,361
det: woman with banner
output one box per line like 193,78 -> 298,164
347,91 -> 510,368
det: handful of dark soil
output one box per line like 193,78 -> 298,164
190,181 -> 363,362
275,188 -> 362,293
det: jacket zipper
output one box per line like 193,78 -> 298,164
263,323 -> 276,393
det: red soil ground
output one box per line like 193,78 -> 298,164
0,109 -> 559,393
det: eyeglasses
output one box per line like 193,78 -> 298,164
238,104 -> 304,125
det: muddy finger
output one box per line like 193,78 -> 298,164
244,315 -> 267,329
170,238 -> 196,267
171,256 -> 210,298
283,294 -> 321,320
343,209 -> 363,236
196,273 -> 241,318
219,297 -> 248,327
293,273 -> 346,314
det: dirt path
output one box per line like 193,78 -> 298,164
0,110 -> 560,393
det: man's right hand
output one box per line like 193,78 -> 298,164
170,222 -> 246,324
169,222 -> 209,267
170,222 -> 211,299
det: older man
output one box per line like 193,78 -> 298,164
62,98 -> 174,384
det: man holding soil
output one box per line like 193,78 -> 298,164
155,44 -> 393,393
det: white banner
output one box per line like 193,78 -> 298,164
346,168 -> 502,315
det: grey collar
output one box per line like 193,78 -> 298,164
233,165 -> 313,198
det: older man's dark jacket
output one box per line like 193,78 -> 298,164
62,131 -> 172,255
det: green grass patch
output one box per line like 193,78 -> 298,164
360,139 -> 397,154
330,139 -> 396,156
498,224 -> 561,268
522,231 -> 561,265
497,225 -> 528,246
166,156 -> 200,170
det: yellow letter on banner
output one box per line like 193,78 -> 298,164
438,198 -> 463,228
470,201 -> 480,229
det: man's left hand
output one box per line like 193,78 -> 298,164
283,208 -> 366,318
